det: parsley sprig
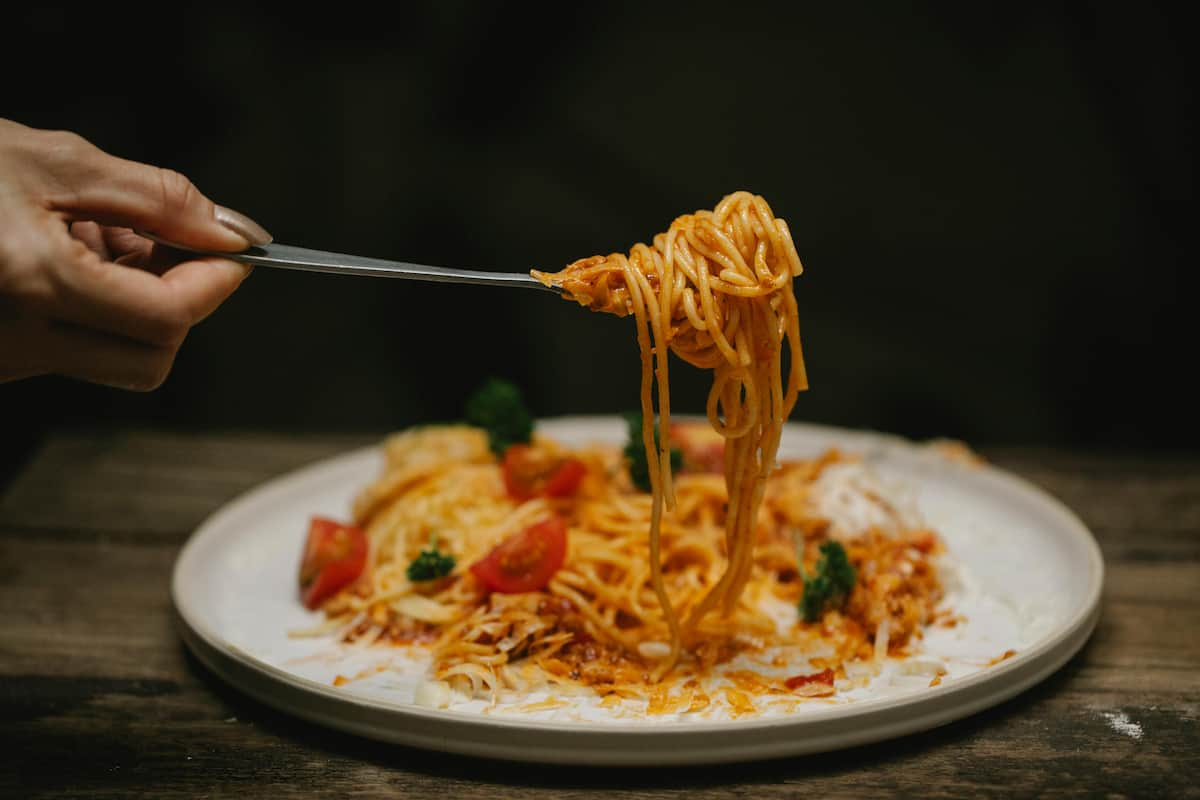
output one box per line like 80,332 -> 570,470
799,540 -> 856,622
464,378 -> 534,457
406,533 -> 456,582
623,412 -> 683,492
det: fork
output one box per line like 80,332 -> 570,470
144,236 -> 559,293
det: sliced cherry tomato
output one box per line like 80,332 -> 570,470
299,517 -> 367,610
670,422 -> 725,474
785,667 -> 835,690
501,444 -> 587,501
470,515 -> 567,594
541,458 -> 587,497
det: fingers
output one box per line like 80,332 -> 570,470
101,226 -> 155,265
69,223 -> 174,272
93,226 -> 178,273
2,245 -> 249,388
27,128 -> 270,252
2,125 -> 257,391
51,249 -> 252,346
68,221 -> 112,260
10,216 -> 250,346
159,257 -> 254,326
47,318 -> 182,391
0,312 -> 173,390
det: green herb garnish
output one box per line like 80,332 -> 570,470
799,540 -> 856,622
406,533 -> 456,582
464,378 -> 534,457
623,412 -> 683,492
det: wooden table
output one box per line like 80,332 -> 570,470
2,431 -> 1196,798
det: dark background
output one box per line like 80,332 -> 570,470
2,2 -> 1193,485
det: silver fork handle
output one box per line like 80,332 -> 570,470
146,237 -> 558,293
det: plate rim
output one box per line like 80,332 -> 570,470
171,417 -> 1104,764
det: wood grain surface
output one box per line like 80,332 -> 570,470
1,431 -> 1197,798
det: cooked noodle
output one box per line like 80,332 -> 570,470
532,191 -> 806,675
306,193 -> 946,710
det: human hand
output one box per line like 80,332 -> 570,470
0,118 -> 270,389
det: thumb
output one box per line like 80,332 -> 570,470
34,129 -> 270,251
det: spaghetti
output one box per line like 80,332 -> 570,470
299,193 -> 947,711
532,191 -> 806,675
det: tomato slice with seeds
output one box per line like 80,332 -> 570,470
501,444 -> 587,501
470,515 -> 567,594
299,517 -> 368,610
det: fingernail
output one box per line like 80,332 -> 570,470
215,205 -> 272,246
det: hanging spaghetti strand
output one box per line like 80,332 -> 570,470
533,191 -> 807,675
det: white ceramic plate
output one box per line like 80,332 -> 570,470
172,418 -> 1102,765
